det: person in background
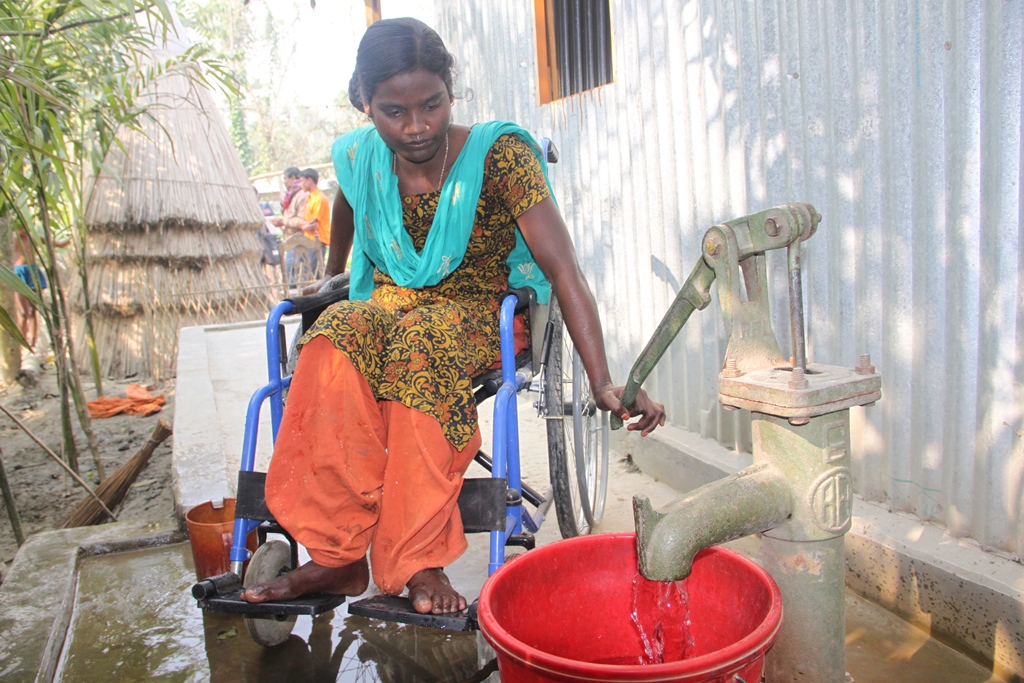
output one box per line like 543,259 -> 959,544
13,227 -> 68,353
300,167 -> 331,268
273,166 -> 309,236
255,186 -> 281,281
280,166 -> 302,212
273,166 -> 311,283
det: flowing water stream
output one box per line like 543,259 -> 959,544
627,572 -> 695,665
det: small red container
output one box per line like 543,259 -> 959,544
478,533 -> 782,683
184,499 -> 256,581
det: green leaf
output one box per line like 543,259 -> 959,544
0,306 -> 32,350
0,264 -> 44,307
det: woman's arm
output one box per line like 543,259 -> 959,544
326,190 -> 355,276
516,198 -> 665,436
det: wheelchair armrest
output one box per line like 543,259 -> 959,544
500,286 -> 553,372
501,287 -> 535,313
284,273 -> 351,315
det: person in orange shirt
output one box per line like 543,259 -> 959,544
300,168 -> 331,269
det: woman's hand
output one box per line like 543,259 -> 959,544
302,276 -> 331,296
593,384 -> 666,437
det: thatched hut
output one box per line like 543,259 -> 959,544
74,22 -> 272,380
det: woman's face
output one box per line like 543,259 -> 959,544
365,67 -> 452,165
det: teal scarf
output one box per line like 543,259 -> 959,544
331,121 -> 552,303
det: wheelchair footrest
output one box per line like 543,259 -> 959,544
506,532 -> 536,550
348,594 -> 479,632
193,572 -> 345,616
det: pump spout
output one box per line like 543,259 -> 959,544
634,463 -> 791,582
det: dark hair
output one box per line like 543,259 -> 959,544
348,18 -> 456,111
300,168 -> 319,183
283,166 -> 300,178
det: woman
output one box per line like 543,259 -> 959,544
242,18 -> 664,615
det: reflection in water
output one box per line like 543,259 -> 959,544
58,543 -> 495,682
204,611 -> 492,682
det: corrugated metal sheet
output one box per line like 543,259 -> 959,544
432,0 -> 1023,557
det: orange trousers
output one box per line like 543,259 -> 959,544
264,336 -> 482,595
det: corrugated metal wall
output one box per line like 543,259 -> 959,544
432,1 -> 1024,557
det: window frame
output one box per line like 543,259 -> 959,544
533,0 -> 614,104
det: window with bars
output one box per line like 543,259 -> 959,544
534,0 -> 614,103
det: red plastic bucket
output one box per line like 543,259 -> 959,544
478,533 -> 782,683
184,498 -> 256,581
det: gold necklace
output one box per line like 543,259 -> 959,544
392,131 -> 450,191
436,132 -> 450,190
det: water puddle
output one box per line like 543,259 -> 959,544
54,544 -> 495,682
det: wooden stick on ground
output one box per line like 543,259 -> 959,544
62,419 -> 172,528
0,443 -> 25,546
0,402 -> 118,522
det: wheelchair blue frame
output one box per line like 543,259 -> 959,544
228,294 -> 534,580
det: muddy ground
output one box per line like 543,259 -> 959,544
0,360 -> 175,582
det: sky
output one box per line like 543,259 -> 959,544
245,0 -> 436,110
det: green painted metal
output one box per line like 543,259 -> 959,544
612,257 -> 715,431
634,463 -> 790,581
755,414 -> 854,542
614,202 -> 820,429
763,534 -> 847,683
626,202 -> 881,682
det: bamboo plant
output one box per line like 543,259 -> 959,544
0,0 -> 232,477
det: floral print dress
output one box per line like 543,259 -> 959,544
301,134 -> 550,450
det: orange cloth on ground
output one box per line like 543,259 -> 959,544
86,384 -> 165,418
264,336 -> 480,594
304,187 -> 331,245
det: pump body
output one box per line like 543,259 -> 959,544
623,203 -> 881,683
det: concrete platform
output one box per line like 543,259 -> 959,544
619,423 -> 1024,682
172,320 -> 300,514
0,319 -> 1014,681
0,518 -> 184,682
168,319 -> 1016,681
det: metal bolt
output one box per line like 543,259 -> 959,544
705,236 -> 721,256
855,353 -> 875,375
721,357 -> 741,378
789,365 -> 809,390
764,217 -> 781,237
722,404 -> 739,411
789,416 -> 810,426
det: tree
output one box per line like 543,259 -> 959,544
0,0 -> 231,476
178,0 -> 364,176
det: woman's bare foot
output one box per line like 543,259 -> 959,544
407,568 -> 466,615
242,557 -> 369,603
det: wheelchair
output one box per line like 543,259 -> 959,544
192,272 -> 611,646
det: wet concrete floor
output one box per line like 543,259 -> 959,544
53,533 -> 1007,682
52,393 -> 1009,681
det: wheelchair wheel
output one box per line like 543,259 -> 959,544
243,541 -> 297,647
544,296 -> 610,538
